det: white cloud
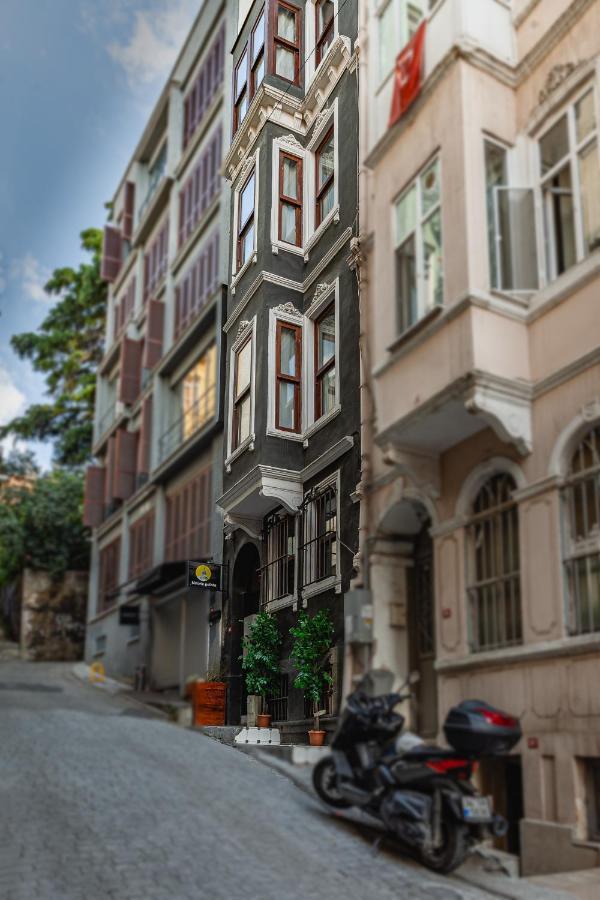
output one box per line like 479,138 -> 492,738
0,364 -> 26,427
10,253 -> 50,303
107,1 -> 200,87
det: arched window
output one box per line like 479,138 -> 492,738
466,473 -> 522,652
564,423 -> 600,635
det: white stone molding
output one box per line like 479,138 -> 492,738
455,457 -> 527,518
278,133 -> 304,153
381,445 -> 441,500
548,401 -> 600,477
272,301 -> 302,321
464,376 -> 533,456
224,514 -> 262,540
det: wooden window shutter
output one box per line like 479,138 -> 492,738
137,394 -> 153,476
104,436 -> 117,506
143,299 -> 164,370
113,429 -> 138,500
123,181 -> 135,240
83,466 -> 105,528
101,225 -> 122,282
118,337 -> 142,405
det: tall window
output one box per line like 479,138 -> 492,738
279,152 -> 303,245
251,7 -> 265,94
315,0 -> 334,65
273,1 -> 301,84
129,511 -> 155,579
301,480 -> 338,588
315,127 -> 335,226
233,334 -> 253,449
539,87 -> 600,280
377,0 -> 425,83
99,539 -> 120,612
394,156 -> 443,333
237,169 -> 256,270
275,320 -> 302,432
234,48 -> 249,133
484,140 -> 538,293
466,473 -> 522,653
314,303 -> 336,419
260,511 -> 295,606
564,423 -> 600,635
181,345 -> 217,440
165,467 -> 212,562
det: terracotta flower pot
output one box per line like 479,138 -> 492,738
257,713 -> 272,728
192,681 -> 227,726
308,729 -> 326,747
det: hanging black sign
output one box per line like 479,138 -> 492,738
187,560 -> 222,591
119,605 -> 140,626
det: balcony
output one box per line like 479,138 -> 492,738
157,387 -> 217,469
374,301 -> 533,471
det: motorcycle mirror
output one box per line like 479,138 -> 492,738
353,668 -> 395,697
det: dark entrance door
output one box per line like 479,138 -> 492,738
227,543 -> 260,724
480,755 -> 524,855
408,520 -> 438,739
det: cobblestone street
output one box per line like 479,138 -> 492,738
0,658 -> 501,900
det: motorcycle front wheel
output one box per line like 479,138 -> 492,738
312,756 -> 351,809
420,820 -> 469,874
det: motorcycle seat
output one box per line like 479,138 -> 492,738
402,745 -> 459,759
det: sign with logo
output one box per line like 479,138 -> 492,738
119,605 -> 140,626
187,560 -> 222,591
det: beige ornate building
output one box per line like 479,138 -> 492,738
356,0 -> 600,876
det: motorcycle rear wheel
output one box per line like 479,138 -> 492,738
420,821 -> 469,874
312,756 -> 352,809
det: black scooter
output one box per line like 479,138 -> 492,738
312,671 -> 521,873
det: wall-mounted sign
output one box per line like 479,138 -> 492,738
187,560 -> 222,591
119,605 -> 140,626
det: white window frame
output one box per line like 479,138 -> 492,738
304,0 -> 339,88
375,0 -> 425,89
300,469 -> 342,602
225,317 -> 257,469
266,280 -> 340,443
271,136 -> 307,257
304,99 -> 340,258
536,81 -> 600,284
231,148 -> 260,293
392,152 -> 443,334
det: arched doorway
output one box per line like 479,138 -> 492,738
227,542 -> 260,724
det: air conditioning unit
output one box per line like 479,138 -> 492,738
344,590 -> 374,645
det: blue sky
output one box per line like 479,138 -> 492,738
0,0 -> 201,467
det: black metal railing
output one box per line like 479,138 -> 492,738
266,674 -> 289,722
300,483 -> 337,590
259,513 -> 295,607
158,386 -> 216,464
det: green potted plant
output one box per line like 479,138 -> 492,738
290,610 -> 334,746
241,611 -> 281,728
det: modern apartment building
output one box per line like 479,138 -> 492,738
356,0 -> 600,876
217,0 -> 361,731
83,0 -> 231,694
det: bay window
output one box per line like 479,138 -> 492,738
273,1 -> 301,84
279,152 -> 303,246
233,334 -> 253,449
251,7 -> 266,94
539,86 -> 600,281
314,303 -> 336,419
315,0 -> 334,64
234,48 -> 249,133
275,320 -> 302,432
237,169 -> 256,270
315,127 -> 335,226
394,155 -> 443,333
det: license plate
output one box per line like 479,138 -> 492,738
462,796 -> 492,822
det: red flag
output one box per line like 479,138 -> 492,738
388,20 -> 426,129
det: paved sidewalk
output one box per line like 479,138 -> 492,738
527,868 -> 600,899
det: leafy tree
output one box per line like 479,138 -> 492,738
0,470 -> 89,587
290,610 -> 334,731
0,447 -> 39,478
241,612 -> 282,711
0,228 -> 107,466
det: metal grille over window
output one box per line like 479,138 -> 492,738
301,482 -> 337,589
564,424 -> 600,635
266,673 -> 289,721
466,473 -> 522,652
260,512 -> 295,607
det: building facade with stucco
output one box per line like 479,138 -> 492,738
356,0 -> 600,875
